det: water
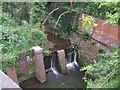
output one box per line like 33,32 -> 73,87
67,49 -> 79,69
20,66 -> 86,88
46,32 -> 71,51
20,48 -> 86,88
20,31 -> 86,88
73,49 -> 79,67
46,58 -> 59,75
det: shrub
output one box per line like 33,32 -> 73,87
1,13 -> 48,71
80,49 -> 120,88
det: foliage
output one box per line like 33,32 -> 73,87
1,13 -> 48,72
0,13 -> 18,27
77,2 -> 120,25
106,12 -> 119,25
81,14 -> 97,39
43,50 -> 52,57
31,2 -> 47,24
2,2 -> 119,38
80,49 -> 120,88
47,2 -> 79,36
30,25 -> 48,47
2,2 -> 47,24
46,2 -> 119,38
2,2 -> 30,24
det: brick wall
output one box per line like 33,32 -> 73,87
78,14 -> 120,48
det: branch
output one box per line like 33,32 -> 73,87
54,9 -> 82,29
42,8 -> 59,25
99,70 -> 115,88
55,11 -> 70,29
94,70 -> 115,88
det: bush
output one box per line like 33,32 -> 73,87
1,13 -> 48,72
0,13 -> 18,27
78,2 -> 120,25
80,49 -> 120,88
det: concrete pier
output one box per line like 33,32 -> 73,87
0,70 -> 22,89
7,66 -> 19,85
32,46 -> 47,83
57,50 -> 67,74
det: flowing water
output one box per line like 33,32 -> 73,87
66,49 -> 79,69
20,32 -> 86,88
20,49 -> 86,88
45,52 -> 59,75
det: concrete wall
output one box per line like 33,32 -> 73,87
0,70 -> 22,89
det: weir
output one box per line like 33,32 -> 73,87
20,47 -> 86,88
19,32 -> 86,88
45,48 -> 79,75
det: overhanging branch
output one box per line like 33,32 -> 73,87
42,7 -> 59,25
55,11 -> 70,29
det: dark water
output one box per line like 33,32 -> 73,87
20,65 -> 86,88
46,32 -> 71,51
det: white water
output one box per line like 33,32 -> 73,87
73,50 -> 79,67
67,49 -> 79,69
46,49 -> 79,74
50,60 -> 59,75
46,59 -> 59,75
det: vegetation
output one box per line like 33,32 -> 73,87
19,72 -> 35,82
1,12 -> 48,71
78,2 -> 120,25
1,2 -> 120,88
81,14 -> 97,39
46,2 -> 119,36
43,50 -> 52,57
2,2 -> 119,36
80,49 -> 120,88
